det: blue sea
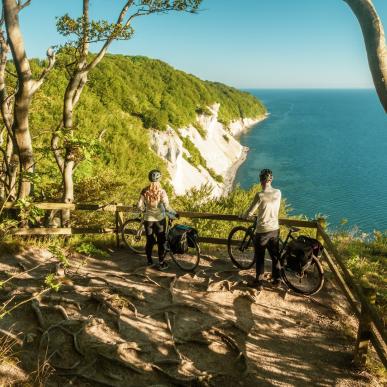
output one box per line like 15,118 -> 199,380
235,89 -> 387,232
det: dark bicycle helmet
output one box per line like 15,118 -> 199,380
259,168 -> 273,182
148,169 -> 162,182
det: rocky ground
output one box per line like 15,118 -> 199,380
0,244 -> 383,386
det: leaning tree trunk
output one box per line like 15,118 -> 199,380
344,0 -> 387,113
3,0 -> 34,199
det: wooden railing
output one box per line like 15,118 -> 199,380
2,201 -> 386,368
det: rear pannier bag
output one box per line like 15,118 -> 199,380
168,224 -> 198,254
284,236 -> 323,273
296,236 -> 323,258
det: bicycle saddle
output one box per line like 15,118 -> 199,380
289,226 -> 300,233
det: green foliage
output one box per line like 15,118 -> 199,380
75,242 -> 110,258
181,136 -> 207,169
56,14 -> 134,50
14,199 -> 45,225
207,168 -> 224,183
195,106 -> 212,116
48,244 -> 69,267
334,229 -> 387,318
0,219 -> 18,240
44,274 -> 61,292
193,122 -> 207,139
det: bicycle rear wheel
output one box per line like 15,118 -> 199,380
169,234 -> 200,271
281,255 -> 324,295
227,226 -> 255,270
121,218 -> 146,254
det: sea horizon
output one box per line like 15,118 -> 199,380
235,88 -> 387,233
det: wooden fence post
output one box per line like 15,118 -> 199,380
115,203 -> 124,248
353,286 -> 377,367
316,217 -> 326,243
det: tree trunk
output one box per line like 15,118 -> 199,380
3,0 -> 34,198
60,71 -> 88,225
344,0 -> 387,113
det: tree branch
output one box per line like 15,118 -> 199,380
85,0 -> 134,71
17,0 -> 31,11
30,47 -> 56,95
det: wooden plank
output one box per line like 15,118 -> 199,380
354,287 -> 377,367
317,223 -> 386,344
280,218 -> 318,228
10,227 -> 116,236
2,202 -> 75,210
370,327 -> 387,369
2,202 -> 120,212
11,228 -> 72,236
72,228 -> 116,234
198,236 -> 229,245
1,202 -> 318,228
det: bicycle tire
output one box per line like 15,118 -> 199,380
281,255 -> 324,295
169,234 -> 200,271
227,226 -> 255,270
121,218 -> 146,254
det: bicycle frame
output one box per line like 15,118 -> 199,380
239,217 -> 296,257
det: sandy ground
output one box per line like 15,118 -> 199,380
0,245 -> 382,386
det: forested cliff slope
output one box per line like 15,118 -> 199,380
29,54 -> 266,202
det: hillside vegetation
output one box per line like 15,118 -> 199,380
28,54 -> 266,204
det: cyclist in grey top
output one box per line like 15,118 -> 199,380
243,169 -> 282,291
137,169 -> 177,270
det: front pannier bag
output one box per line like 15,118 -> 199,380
168,224 -> 198,254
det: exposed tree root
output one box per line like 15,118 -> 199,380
98,352 -> 145,375
41,294 -> 81,311
169,275 -> 177,303
207,279 -> 233,292
210,328 -> 249,375
151,364 -> 199,386
0,327 -> 23,345
146,302 -> 207,318
129,273 -> 162,287
91,292 -> 123,332
51,358 -> 81,370
61,372 -> 115,387
164,311 -> 185,362
31,299 -> 45,328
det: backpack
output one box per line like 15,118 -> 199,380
284,236 -> 323,273
168,224 -> 198,254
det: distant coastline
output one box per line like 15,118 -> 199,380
222,113 -> 269,195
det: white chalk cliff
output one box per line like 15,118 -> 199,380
149,103 -> 266,197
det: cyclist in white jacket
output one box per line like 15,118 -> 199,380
243,169 -> 281,291
137,169 -> 177,270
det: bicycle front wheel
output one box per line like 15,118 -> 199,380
281,255 -> 324,295
227,226 -> 255,270
121,219 -> 146,254
169,235 -> 200,271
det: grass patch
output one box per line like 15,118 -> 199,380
333,229 -> 387,319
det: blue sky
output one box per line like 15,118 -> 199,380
19,0 -> 387,89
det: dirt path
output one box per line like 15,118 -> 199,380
0,246 -> 381,386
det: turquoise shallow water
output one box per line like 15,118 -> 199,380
235,89 -> 387,232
